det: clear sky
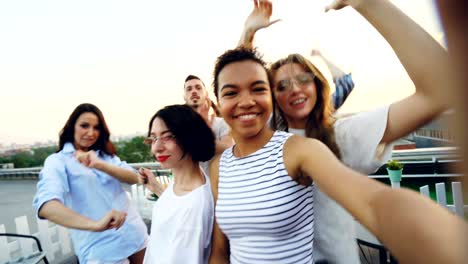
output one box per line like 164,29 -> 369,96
0,0 -> 443,145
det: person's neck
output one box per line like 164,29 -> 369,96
286,117 -> 307,129
232,127 -> 275,158
73,144 -> 89,152
171,159 -> 205,195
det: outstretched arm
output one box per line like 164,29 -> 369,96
328,0 -> 449,143
285,136 -> 467,263
238,0 -> 280,48
39,200 -> 127,231
75,150 -> 139,184
311,49 -> 348,78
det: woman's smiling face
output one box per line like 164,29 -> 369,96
73,112 -> 100,151
217,60 -> 273,139
149,117 -> 184,169
273,62 -> 318,128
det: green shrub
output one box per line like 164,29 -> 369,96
386,159 -> 404,170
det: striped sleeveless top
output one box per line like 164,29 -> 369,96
216,131 -> 315,263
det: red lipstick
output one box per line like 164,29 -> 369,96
157,155 -> 170,162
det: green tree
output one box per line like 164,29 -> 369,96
116,136 -> 154,163
0,137 -> 156,168
0,145 -> 57,168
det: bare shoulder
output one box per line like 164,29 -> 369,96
283,135 -> 324,156
283,135 -> 325,178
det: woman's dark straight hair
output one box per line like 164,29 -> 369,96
148,104 -> 215,162
58,103 -> 116,156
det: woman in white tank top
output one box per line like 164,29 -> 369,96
138,104 -> 216,264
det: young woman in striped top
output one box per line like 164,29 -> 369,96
208,1 -> 465,264
237,0 -> 451,262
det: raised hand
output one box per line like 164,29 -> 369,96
74,150 -> 102,168
245,0 -> 280,32
310,49 -> 322,57
324,0 -> 365,12
91,209 -> 127,231
239,0 -> 280,48
138,167 -> 165,195
197,97 -> 212,125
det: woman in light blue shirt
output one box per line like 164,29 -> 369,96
33,103 -> 148,264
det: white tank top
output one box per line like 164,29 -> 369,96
144,171 -> 214,264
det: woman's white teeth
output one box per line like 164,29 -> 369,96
292,98 -> 305,105
239,114 -> 257,120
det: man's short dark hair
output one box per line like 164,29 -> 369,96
184,75 -> 205,88
147,104 -> 215,162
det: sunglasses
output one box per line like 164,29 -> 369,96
143,134 -> 176,146
274,72 -> 316,93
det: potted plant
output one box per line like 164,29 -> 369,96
386,159 -> 404,182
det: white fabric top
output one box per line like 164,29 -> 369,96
201,117 -> 230,177
143,171 -> 214,264
216,131 -> 315,264
211,117 -> 230,140
289,105 -> 393,264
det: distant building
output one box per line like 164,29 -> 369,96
407,110 -> 455,148
338,110 -> 454,150
393,139 -> 416,150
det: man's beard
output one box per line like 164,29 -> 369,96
189,103 -> 200,110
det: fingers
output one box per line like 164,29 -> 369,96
258,0 -> 270,13
146,172 -> 159,188
256,0 -> 279,28
74,150 -> 99,167
138,168 -> 149,184
92,210 -> 127,232
268,18 -> 281,27
74,150 -> 91,167
200,98 -> 210,112
325,0 -> 349,12
311,49 -> 321,56
139,167 -> 156,178
139,168 -> 159,193
264,0 -> 272,16
138,172 -> 148,185
109,210 -> 127,230
324,0 -> 338,12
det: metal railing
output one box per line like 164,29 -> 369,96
369,147 -> 463,178
0,147 -> 462,179
0,162 -> 168,179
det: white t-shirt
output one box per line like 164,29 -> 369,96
211,117 -> 230,140
143,172 -> 214,264
289,105 -> 393,264
201,117 -> 230,177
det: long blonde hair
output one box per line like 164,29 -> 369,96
270,54 -> 341,159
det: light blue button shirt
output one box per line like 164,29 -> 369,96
33,142 -> 147,263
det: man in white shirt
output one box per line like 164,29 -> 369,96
183,74 -> 234,156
